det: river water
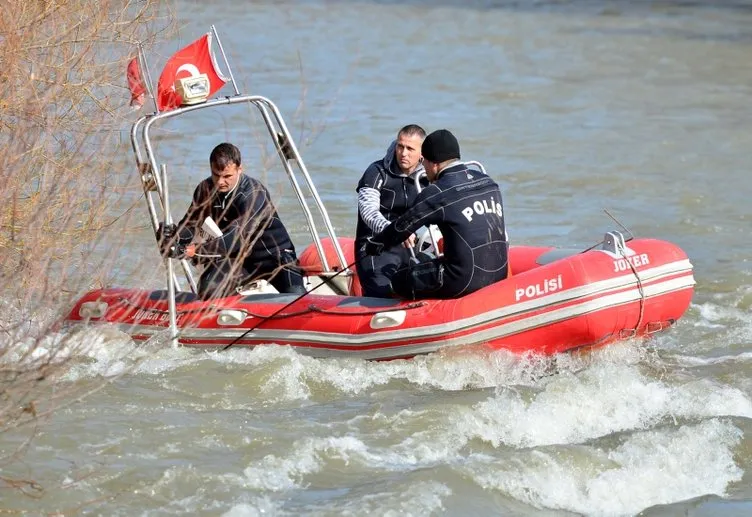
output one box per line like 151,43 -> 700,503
4,1 -> 752,515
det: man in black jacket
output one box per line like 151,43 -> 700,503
364,129 -> 508,300
162,142 -> 305,299
355,124 -> 428,297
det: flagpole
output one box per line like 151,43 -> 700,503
137,42 -> 159,113
210,25 -> 239,96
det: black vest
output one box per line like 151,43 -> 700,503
179,174 -> 295,267
355,160 -> 427,248
374,163 -> 508,297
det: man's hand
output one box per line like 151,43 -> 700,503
163,243 -> 185,260
157,223 -> 195,259
164,243 -> 196,260
156,223 -> 177,245
156,223 -> 177,256
364,237 -> 385,256
402,233 -> 416,249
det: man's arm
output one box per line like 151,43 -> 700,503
356,165 -> 390,234
372,184 -> 444,249
164,182 -> 208,257
357,187 -> 390,234
196,182 -> 271,257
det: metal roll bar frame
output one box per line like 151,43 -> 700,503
129,94 -> 351,297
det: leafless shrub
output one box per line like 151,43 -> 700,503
0,0 -> 173,490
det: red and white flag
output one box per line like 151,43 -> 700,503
126,56 -> 146,109
156,33 -> 228,111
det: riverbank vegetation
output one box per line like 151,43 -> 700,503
0,0 -> 172,495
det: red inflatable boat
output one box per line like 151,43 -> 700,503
62,64 -> 694,359
66,231 -> 694,359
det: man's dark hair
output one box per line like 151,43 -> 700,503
398,124 -> 426,139
210,142 -> 242,170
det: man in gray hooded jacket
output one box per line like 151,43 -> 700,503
355,124 -> 428,297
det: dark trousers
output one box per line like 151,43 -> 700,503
356,246 -> 413,298
198,257 -> 306,299
391,255 -> 445,300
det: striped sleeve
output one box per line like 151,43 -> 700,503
358,187 -> 389,234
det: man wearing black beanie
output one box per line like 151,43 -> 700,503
364,129 -> 508,300
421,129 -> 461,167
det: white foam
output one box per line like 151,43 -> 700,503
465,419 -> 743,516
674,350 -> 752,367
58,328 -> 202,381
239,435 -> 371,491
222,498 -> 284,517
456,363 -> 752,448
181,343 -> 571,404
209,363 -> 747,516
693,298 -> 752,329
38,319 -> 661,400
325,358 -> 752,469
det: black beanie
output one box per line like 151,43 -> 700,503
421,129 -> 461,163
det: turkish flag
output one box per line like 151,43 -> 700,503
156,33 -> 228,111
126,56 -> 146,108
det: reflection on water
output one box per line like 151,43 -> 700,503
5,1 -> 752,515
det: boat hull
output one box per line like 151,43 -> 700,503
64,238 -> 695,360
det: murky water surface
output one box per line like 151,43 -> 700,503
3,1 -> 752,515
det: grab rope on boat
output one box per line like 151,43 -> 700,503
209,301 -> 426,320
117,296 -> 425,320
222,259 -> 360,350
307,301 -> 426,316
117,296 -> 227,316
616,236 -> 646,339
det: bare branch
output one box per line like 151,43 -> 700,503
0,0 -> 174,496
